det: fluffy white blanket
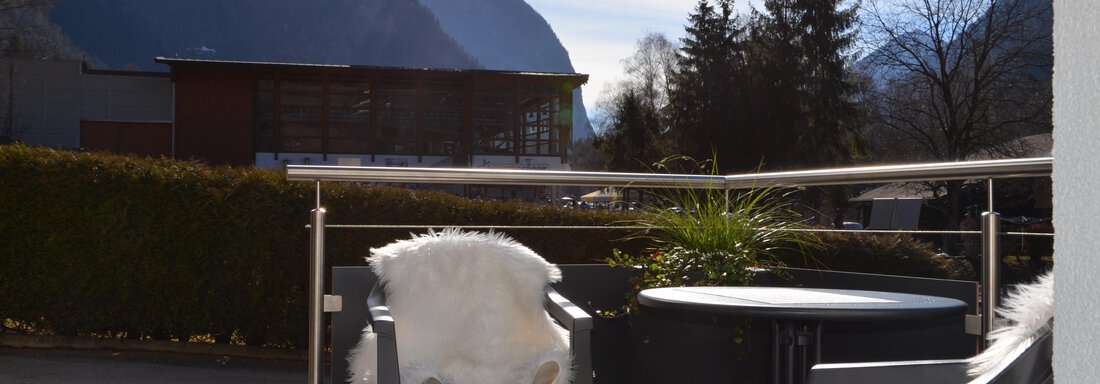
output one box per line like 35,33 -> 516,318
348,229 -> 573,384
967,271 -> 1054,378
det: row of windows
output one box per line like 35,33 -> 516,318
253,77 -> 568,156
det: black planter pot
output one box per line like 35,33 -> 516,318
627,309 -> 773,384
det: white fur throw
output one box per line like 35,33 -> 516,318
967,271 -> 1054,378
348,229 -> 573,384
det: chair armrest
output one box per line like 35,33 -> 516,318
807,359 -> 969,384
367,283 -> 400,384
545,286 -> 593,384
545,286 -> 593,332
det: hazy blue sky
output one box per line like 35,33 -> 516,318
525,0 -> 754,122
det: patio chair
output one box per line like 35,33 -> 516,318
807,272 -> 1054,384
805,326 -> 1051,384
346,229 -> 593,384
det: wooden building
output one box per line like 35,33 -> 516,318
156,58 -> 588,170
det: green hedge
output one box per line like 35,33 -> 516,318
0,144 -> 974,349
779,231 -> 976,281
0,144 -> 641,348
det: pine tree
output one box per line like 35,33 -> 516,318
748,0 -> 860,170
595,90 -> 663,172
794,0 -> 860,168
668,0 -> 753,172
744,5 -> 805,169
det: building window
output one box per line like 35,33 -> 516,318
278,79 -> 324,153
254,80 -> 276,152
421,80 -> 464,155
254,78 -> 372,154
473,81 -> 516,155
519,82 -> 561,156
377,80 -> 418,154
328,81 -> 371,154
253,74 -> 569,158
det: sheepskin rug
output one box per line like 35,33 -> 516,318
967,270 -> 1054,378
348,229 -> 573,384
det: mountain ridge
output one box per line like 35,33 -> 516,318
50,0 -> 480,71
418,0 -> 594,140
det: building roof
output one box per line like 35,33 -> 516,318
849,182 -> 937,202
154,57 -> 589,83
964,133 -> 1053,161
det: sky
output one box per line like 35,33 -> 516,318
524,0 -> 755,125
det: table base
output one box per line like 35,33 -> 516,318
772,320 -> 822,384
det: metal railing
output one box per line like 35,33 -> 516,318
287,157 -> 1050,188
286,157 -> 1053,384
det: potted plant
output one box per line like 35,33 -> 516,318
603,157 -> 820,383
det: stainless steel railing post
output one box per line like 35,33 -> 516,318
980,210 -> 1001,350
308,180 -> 326,384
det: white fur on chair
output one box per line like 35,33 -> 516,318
348,229 -> 573,384
967,271 -> 1054,378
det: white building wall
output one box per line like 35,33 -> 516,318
255,153 -> 451,168
257,153 -> 568,171
1053,1 -> 1100,381
470,155 -> 567,171
7,60 -> 82,148
5,59 -> 172,149
78,72 -> 173,123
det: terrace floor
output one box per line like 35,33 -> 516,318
0,347 -> 306,384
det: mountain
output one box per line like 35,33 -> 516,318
418,0 -> 571,72
398,0 -> 596,141
50,0 -> 480,70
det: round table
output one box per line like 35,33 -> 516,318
638,286 -> 969,384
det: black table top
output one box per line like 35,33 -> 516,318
638,286 -> 968,321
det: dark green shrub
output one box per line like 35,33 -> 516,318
0,144 -> 974,350
778,230 -> 976,280
0,144 -> 642,349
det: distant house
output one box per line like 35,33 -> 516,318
6,58 -> 588,174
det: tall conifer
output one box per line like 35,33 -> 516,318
668,0 -> 752,172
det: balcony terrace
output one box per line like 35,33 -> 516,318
287,157 -> 1053,384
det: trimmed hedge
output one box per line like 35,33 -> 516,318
0,144 -> 974,349
779,230 -> 977,281
0,144 -> 641,348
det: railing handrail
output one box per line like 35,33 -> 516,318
285,157 -> 1052,188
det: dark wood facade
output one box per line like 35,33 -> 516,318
158,58 -> 588,167
80,121 -> 172,158
171,65 -> 257,166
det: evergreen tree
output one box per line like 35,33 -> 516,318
793,0 -> 860,168
594,90 -> 663,172
747,0 -> 860,170
668,0 -> 753,172
740,0 -> 860,226
744,6 -> 804,169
